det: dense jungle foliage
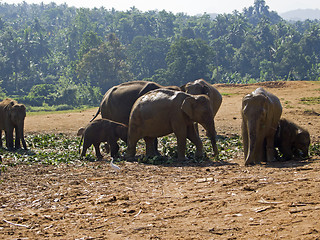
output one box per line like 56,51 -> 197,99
0,0 -> 320,109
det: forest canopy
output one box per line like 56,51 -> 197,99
0,0 -> 320,109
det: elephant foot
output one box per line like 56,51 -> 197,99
96,155 -> 104,161
125,153 -> 135,161
266,148 -> 277,162
245,161 -> 255,166
266,155 -> 277,162
245,157 -> 256,166
177,156 -> 189,162
195,149 -> 204,158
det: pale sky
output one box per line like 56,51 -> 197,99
1,0 -> 320,15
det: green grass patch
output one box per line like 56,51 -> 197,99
300,96 -> 320,105
0,133 -> 318,174
26,105 -> 96,116
221,92 -> 237,96
310,142 -> 320,157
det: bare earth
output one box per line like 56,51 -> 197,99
1,81 -> 320,239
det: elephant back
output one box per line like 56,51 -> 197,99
100,81 -> 162,125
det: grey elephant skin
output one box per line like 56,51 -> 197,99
241,87 -> 282,166
126,89 -> 218,161
181,78 -> 222,138
275,118 -> 310,160
91,81 -> 181,124
78,119 -> 128,159
0,98 -> 27,150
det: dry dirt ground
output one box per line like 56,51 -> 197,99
1,81 -> 320,239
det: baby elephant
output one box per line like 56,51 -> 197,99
78,119 -> 128,159
274,118 -> 310,160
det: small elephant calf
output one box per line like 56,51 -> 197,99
274,118 -> 310,160
78,119 -> 128,159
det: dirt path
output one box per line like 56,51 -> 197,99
1,81 -> 320,239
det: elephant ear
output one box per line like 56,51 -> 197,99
138,82 -> 159,97
4,101 -> 15,112
181,97 -> 196,119
202,85 -> 210,95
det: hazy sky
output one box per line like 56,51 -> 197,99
1,0 -> 320,15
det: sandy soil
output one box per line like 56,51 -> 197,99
0,81 -> 319,239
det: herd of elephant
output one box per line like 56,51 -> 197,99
0,79 -> 310,166
76,79 -> 310,166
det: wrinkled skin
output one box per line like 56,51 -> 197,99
241,88 -> 282,166
0,98 -> 27,150
126,89 -> 218,161
275,118 -> 310,160
78,119 -> 128,159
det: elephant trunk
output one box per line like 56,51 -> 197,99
245,121 -> 261,166
20,123 -> 27,150
15,121 -> 27,150
202,119 -> 218,157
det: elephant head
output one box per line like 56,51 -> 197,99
275,118 -> 310,160
181,79 -> 222,117
181,95 -> 218,156
294,130 -> 310,158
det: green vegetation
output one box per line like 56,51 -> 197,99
300,96 -> 320,105
0,0 -> 320,110
0,133 -> 318,173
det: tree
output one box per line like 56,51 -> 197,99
76,34 -> 132,92
166,37 -> 214,85
127,36 -> 170,79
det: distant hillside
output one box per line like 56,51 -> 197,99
281,9 -> 320,21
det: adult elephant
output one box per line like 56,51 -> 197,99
241,87 -> 282,166
126,89 -> 218,161
0,98 -> 27,150
90,81 -> 181,124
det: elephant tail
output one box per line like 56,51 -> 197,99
79,135 -> 84,154
90,107 -> 100,122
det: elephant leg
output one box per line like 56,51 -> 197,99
5,129 -> 14,150
174,129 -> 188,161
18,125 -> 27,150
154,138 -> 161,156
21,136 -> 27,150
145,137 -> 159,157
93,143 -> 103,160
126,135 -> 139,160
280,144 -> 293,160
109,141 -> 120,158
80,140 -> 90,158
0,130 -> 2,148
241,120 -> 249,161
265,135 -> 276,162
186,125 -> 203,158
15,127 -> 21,149
103,143 -> 110,153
